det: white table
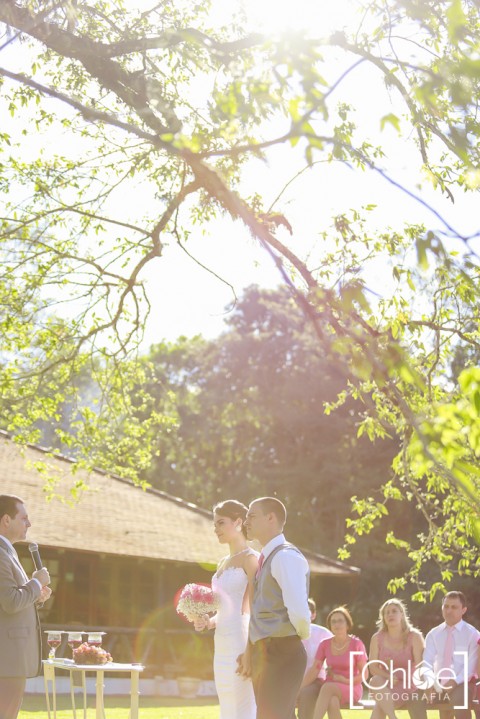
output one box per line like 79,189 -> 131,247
43,659 -> 143,719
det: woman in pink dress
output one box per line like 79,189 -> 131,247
368,599 -> 426,719
305,606 -> 367,719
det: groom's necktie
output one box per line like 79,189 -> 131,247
255,552 -> 265,578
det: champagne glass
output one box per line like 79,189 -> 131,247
67,631 -> 83,659
46,630 -> 62,661
87,631 -> 104,647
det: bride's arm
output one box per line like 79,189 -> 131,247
194,557 -> 226,632
237,554 -> 258,679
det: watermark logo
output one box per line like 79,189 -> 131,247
348,651 -> 469,710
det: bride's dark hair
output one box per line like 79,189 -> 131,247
213,500 -> 248,538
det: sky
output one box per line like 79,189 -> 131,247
1,0 -> 478,349
137,0 -> 478,347
139,142 -> 477,347
139,0 -> 372,345
0,0 -> 367,347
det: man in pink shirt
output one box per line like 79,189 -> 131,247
423,591 -> 479,719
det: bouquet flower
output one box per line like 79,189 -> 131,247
73,643 -> 112,665
176,583 -> 219,622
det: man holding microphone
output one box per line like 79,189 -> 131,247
0,494 -> 51,719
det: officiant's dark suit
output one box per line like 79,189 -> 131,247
0,495 -> 51,719
245,497 -> 311,719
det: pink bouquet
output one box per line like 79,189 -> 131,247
175,583 -> 219,622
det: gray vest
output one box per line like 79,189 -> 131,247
249,542 -> 310,643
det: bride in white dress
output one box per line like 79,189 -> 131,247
194,500 -> 258,719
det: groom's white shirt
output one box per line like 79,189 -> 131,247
261,533 -> 310,639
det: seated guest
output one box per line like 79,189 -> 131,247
423,590 -> 479,719
476,637 -> 480,719
306,606 -> 367,719
368,599 -> 426,719
295,598 -> 333,719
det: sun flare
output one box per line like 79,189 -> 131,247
241,0 -> 356,36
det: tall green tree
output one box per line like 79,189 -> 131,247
145,285 -> 398,556
0,0 -> 478,594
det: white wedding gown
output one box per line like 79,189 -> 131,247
212,565 -> 257,719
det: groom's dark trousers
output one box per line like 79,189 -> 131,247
251,635 -> 307,719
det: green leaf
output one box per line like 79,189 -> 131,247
380,113 -> 401,133
446,0 -> 467,41
415,237 -> 429,270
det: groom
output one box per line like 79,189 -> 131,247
242,497 -> 310,719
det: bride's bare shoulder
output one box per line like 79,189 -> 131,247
243,548 -> 260,565
217,555 -> 230,570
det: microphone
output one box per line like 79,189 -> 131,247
28,542 -> 43,570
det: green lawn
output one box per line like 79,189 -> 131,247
20,698 -> 442,719
20,696 -> 219,719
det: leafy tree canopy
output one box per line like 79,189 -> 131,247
143,286 -> 399,558
0,0 -> 479,596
